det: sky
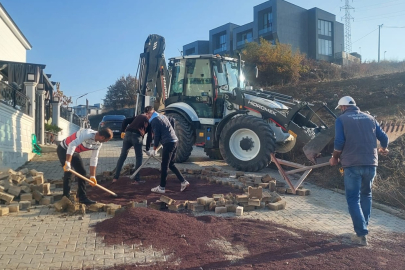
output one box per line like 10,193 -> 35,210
1,0 -> 404,106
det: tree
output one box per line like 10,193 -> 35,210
241,38 -> 306,86
53,82 -> 72,107
104,75 -> 138,110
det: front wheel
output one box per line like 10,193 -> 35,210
165,113 -> 194,163
219,115 -> 276,172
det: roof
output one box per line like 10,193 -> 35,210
0,3 -> 32,50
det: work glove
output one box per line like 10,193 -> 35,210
63,161 -> 71,172
121,132 -> 125,139
146,149 -> 156,157
89,176 -> 97,187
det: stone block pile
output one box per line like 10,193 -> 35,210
0,168 -> 65,216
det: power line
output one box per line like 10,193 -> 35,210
355,0 -> 403,10
356,9 -> 405,20
356,12 -> 405,22
351,27 -> 378,44
70,87 -> 108,97
384,26 -> 405,28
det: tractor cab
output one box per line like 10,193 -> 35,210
166,55 -> 245,119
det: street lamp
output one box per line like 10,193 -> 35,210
76,93 -> 88,106
384,51 -> 387,61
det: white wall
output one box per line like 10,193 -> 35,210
0,103 -> 35,170
0,16 -> 27,62
57,117 -> 81,141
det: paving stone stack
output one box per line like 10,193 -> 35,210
0,168 -> 66,216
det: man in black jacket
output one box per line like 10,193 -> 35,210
112,108 -> 153,183
145,107 -> 189,193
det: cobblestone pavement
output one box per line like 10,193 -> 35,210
1,140 -> 405,269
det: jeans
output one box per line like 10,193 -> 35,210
57,144 -> 87,199
160,142 -> 185,188
114,131 -> 143,181
344,166 -> 377,236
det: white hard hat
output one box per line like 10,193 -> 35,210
335,96 -> 356,109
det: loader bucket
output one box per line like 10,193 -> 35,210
302,127 -> 335,164
380,120 -> 405,144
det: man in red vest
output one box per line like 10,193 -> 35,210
56,128 -> 113,205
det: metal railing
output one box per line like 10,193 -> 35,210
72,113 -> 81,126
60,106 -> 70,121
0,81 -> 30,115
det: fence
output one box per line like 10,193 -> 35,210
72,113 -> 81,126
60,106 -> 70,121
0,81 -> 30,115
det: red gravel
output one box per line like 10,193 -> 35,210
96,208 -> 405,270
87,168 -> 242,205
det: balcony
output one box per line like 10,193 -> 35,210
236,38 -> 253,47
0,81 -> 30,115
213,47 -> 227,54
259,27 -> 272,35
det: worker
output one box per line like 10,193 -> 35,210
112,108 -> 152,183
145,106 -> 189,193
56,128 -> 113,205
329,96 -> 389,246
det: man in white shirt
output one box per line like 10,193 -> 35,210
56,128 -> 113,205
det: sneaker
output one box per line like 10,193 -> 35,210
151,186 -> 165,194
79,197 -> 97,205
350,234 -> 368,246
180,180 -> 190,192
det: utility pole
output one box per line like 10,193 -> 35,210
341,0 -> 355,53
378,24 -> 383,62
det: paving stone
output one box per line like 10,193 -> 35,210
19,201 -> 31,210
19,193 -> 32,201
32,190 -> 43,202
6,186 -> 21,197
88,203 -> 106,212
236,206 -> 243,216
297,188 -> 311,196
0,207 -> 10,216
248,186 -> 263,199
197,196 -> 214,206
0,191 -> 14,203
248,198 -> 261,206
267,199 -> 287,211
159,195 -> 174,205
236,194 -> 248,203
8,203 -> 19,213
33,175 -> 44,185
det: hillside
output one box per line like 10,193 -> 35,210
269,71 -> 405,121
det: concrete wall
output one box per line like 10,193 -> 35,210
57,117 -> 81,141
0,15 -> 26,62
0,103 -> 35,170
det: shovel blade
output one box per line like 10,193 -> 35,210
303,128 -> 334,164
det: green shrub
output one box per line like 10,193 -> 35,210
45,123 -> 62,133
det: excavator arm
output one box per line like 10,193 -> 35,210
135,34 -> 169,116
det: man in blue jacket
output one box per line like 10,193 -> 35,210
329,96 -> 389,246
145,106 -> 189,193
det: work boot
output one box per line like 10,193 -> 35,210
180,180 -> 190,192
350,234 -> 368,246
79,197 -> 97,205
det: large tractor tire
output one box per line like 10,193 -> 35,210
204,148 -> 223,160
219,115 -> 276,172
166,113 -> 194,163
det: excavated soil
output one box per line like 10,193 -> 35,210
97,208 -> 405,270
87,168 -> 242,205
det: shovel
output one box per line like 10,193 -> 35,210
129,145 -> 162,180
69,169 -> 118,197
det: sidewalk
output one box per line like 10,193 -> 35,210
1,140 -> 404,269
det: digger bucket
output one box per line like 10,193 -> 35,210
302,127 -> 335,164
380,120 -> 405,144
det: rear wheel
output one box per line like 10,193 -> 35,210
204,148 -> 223,160
219,115 -> 276,172
165,113 -> 194,163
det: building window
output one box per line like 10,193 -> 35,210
318,38 -> 332,56
214,32 -> 227,54
259,8 -> 273,35
185,47 -> 196,55
318,20 -> 332,36
236,31 -> 253,46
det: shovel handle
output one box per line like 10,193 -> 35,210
69,169 -> 118,197
130,145 -> 163,179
